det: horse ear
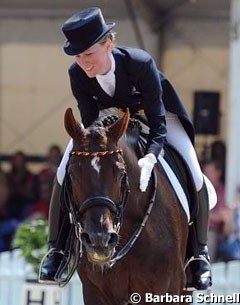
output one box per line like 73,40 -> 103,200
64,108 -> 84,139
108,109 -> 130,142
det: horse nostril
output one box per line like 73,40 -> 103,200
109,233 -> 118,246
81,232 -> 92,246
81,232 -> 118,248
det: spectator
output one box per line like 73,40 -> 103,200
0,172 -> 10,219
210,140 -> 226,182
0,172 -> 19,252
210,140 -> 226,161
38,145 -> 62,186
35,145 -> 62,219
6,150 -> 38,220
202,159 -> 231,262
29,181 -> 52,219
217,187 -> 240,261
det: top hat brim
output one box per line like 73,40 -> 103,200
63,22 -> 115,56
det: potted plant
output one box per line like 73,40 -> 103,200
12,218 -> 65,304
12,218 -> 48,276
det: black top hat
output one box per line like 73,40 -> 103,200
62,7 -> 115,56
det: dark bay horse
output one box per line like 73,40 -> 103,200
63,108 -> 190,305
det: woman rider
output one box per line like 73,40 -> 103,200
39,7 -> 213,290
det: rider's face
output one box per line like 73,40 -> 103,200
75,40 -> 112,78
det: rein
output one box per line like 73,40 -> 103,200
62,147 -> 157,268
108,169 -> 157,267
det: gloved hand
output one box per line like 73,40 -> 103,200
138,153 -> 157,192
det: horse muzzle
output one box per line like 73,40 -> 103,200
86,248 -> 115,264
81,231 -> 118,263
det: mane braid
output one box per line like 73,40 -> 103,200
93,115 -> 141,129
98,115 -> 120,128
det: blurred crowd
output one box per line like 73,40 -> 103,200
0,145 -> 62,252
200,140 -> 240,263
0,140 -> 240,263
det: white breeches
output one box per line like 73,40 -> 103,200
57,112 -> 203,191
165,112 -> 203,191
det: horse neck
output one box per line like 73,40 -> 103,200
120,139 -> 150,219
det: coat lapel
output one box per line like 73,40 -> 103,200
113,49 -> 133,103
89,48 -> 136,109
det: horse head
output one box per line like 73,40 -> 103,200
64,108 -> 130,265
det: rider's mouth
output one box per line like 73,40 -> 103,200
85,65 -> 93,72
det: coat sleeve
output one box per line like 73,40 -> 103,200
69,67 -> 99,128
136,55 -> 167,158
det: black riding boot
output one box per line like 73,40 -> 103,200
186,181 -> 212,290
38,178 -> 66,284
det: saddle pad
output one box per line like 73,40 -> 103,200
158,154 -> 190,222
203,174 -> 217,209
158,155 -> 217,223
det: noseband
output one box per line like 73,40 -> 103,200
62,148 -> 130,237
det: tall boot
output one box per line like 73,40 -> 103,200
38,178 -> 67,284
186,181 -> 212,290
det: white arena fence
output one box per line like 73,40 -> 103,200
0,249 -> 240,305
0,249 -> 84,305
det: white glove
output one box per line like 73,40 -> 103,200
138,153 -> 157,192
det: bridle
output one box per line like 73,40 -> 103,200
62,148 -> 130,240
61,147 -> 157,268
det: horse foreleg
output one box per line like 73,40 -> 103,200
82,279 -> 111,305
82,278 -> 126,305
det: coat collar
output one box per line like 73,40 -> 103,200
112,48 -> 132,99
90,47 -> 133,103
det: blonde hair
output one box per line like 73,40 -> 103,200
98,31 -> 116,46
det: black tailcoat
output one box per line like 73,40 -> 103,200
69,46 -> 194,157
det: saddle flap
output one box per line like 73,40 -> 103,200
163,144 -> 199,222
